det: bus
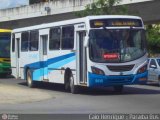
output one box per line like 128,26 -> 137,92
11,15 -> 147,93
0,29 -> 11,77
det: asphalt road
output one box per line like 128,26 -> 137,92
0,76 -> 160,115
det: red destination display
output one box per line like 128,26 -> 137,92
103,53 -> 119,59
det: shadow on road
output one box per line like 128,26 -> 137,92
0,74 -> 15,79
19,82 -> 67,93
18,81 -> 160,96
147,82 -> 160,87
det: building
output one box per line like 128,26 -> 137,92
0,0 -> 159,29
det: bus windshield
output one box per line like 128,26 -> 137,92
89,29 -> 147,63
0,33 -> 11,58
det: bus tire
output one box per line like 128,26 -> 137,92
64,70 -> 70,91
26,69 -> 35,88
113,85 -> 123,93
69,73 -> 79,94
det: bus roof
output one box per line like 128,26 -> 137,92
12,15 -> 143,33
0,29 -> 12,33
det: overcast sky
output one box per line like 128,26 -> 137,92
0,0 -> 29,9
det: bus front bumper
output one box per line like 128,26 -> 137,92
88,71 -> 148,87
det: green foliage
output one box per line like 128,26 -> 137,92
76,0 -> 128,17
146,24 -> 160,53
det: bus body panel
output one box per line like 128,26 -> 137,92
22,51 -> 40,80
47,51 -> 76,84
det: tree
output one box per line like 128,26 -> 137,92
76,0 -> 128,17
146,24 -> 160,54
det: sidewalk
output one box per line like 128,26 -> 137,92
0,83 -> 54,104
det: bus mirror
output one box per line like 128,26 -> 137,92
84,36 -> 89,47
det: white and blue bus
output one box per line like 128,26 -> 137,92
11,15 -> 147,93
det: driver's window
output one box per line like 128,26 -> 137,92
133,30 -> 141,49
149,59 -> 157,68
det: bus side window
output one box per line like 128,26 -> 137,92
49,27 -> 61,50
21,31 -> 29,51
30,30 -> 39,51
12,33 -> 15,52
62,26 -> 74,50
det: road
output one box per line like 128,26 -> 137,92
0,76 -> 160,114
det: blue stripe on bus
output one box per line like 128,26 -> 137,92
25,53 -> 75,69
47,53 -> 75,66
48,56 -> 76,70
24,53 -> 76,80
33,56 -> 76,80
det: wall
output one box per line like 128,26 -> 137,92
0,0 -> 93,22
0,0 -> 154,22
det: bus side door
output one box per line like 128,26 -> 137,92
39,29 -> 49,81
15,33 -> 21,78
75,24 -> 87,85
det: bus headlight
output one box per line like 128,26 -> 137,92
137,64 -> 147,74
91,66 -> 105,75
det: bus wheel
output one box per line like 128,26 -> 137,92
64,71 -> 70,91
69,73 -> 79,94
26,69 -> 35,88
113,85 -> 123,93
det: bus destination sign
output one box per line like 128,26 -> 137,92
90,18 -> 143,28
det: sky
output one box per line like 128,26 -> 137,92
0,0 -> 29,10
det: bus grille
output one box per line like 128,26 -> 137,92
107,65 -> 134,72
107,75 -> 134,84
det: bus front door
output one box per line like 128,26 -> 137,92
40,34 -> 49,81
77,31 -> 87,85
15,34 -> 21,78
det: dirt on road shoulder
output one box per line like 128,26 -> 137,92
0,83 -> 55,104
